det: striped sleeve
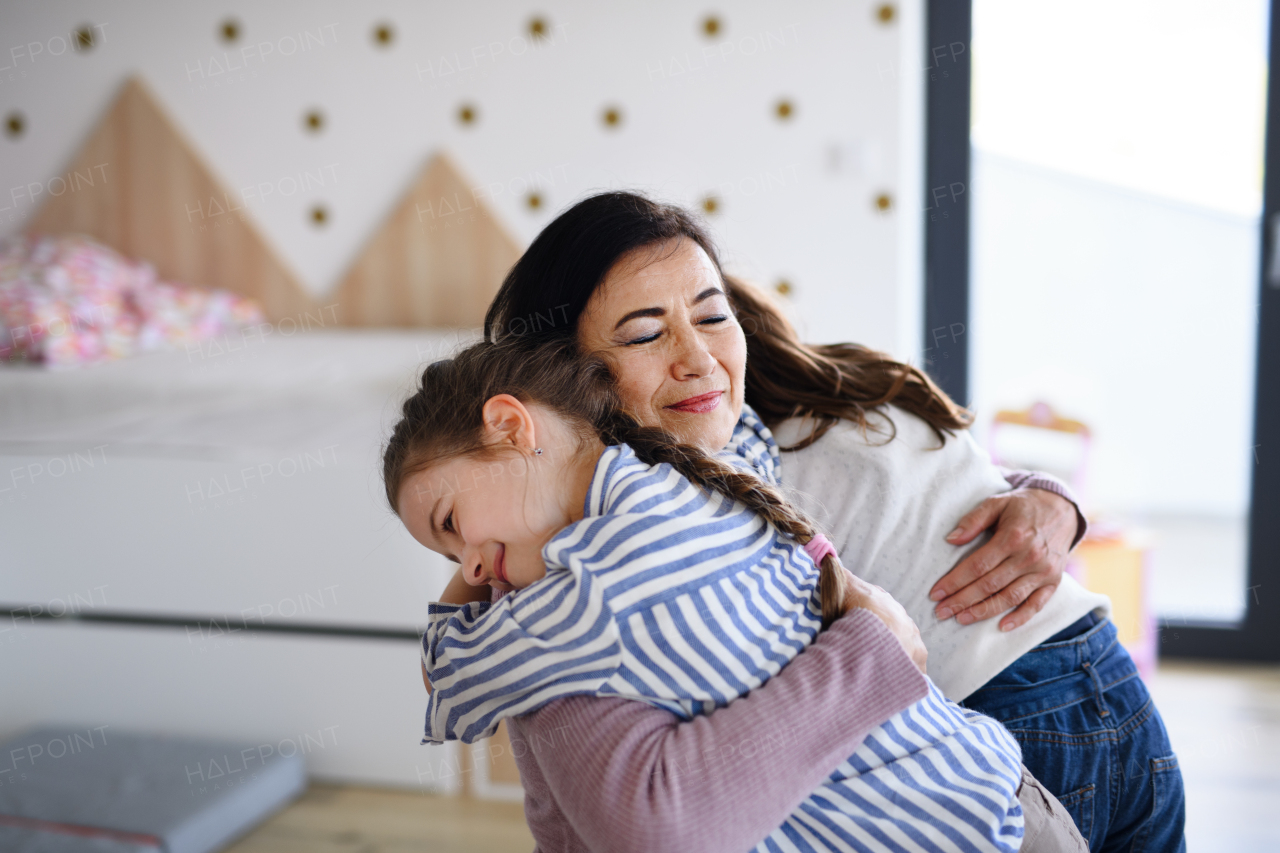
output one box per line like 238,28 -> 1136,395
421,566 -> 622,745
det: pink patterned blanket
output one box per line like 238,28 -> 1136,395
0,234 -> 262,368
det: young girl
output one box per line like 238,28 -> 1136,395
385,339 -> 1066,853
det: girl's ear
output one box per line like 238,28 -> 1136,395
480,394 -> 537,451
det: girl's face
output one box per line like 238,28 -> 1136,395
578,239 -> 747,454
397,397 -> 601,591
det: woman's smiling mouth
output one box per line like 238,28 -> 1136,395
665,391 -> 723,414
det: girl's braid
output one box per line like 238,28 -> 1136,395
600,413 -> 848,629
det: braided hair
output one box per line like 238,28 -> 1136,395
597,412 -> 848,629
384,338 -> 847,628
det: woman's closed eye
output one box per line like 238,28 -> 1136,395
623,315 -> 729,346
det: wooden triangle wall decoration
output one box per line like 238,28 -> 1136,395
28,76 -> 314,321
332,152 -> 522,328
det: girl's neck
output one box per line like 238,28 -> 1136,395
561,438 -> 605,523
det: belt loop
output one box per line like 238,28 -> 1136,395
1081,658 -> 1110,718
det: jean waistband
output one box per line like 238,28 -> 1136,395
965,617 -> 1136,715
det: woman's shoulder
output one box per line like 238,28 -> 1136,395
772,405 -> 999,488
772,405 -> 944,457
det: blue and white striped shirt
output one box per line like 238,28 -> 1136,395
421,408 -> 1025,852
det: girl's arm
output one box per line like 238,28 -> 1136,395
508,607 -> 928,853
930,467 -> 1086,631
421,569 -> 620,743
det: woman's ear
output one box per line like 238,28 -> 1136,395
480,394 -> 537,451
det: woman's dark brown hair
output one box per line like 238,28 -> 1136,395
383,338 -> 849,628
483,191 -> 971,450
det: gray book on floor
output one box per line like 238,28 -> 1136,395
0,727 -> 307,853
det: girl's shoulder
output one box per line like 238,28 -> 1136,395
585,444 -> 693,519
724,402 -> 782,485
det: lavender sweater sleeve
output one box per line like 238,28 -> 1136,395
1000,467 -> 1088,548
505,608 -> 928,853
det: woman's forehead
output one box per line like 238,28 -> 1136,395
598,241 -> 720,304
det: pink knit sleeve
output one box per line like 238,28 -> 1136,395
1000,467 -> 1089,547
505,608 -> 928,853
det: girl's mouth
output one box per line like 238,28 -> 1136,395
665,391 -> 723,414
493,544 -> 508,585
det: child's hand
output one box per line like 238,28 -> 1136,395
840,565 -> 928,675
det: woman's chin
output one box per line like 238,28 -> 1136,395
659,410 -> 736,453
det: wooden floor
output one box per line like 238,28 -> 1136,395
225,661 -> 1280,853
1148,660 -> 1280,853
223,785 -> 534,853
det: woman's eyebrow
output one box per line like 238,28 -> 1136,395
613,306 -> 663,329
612,287 -> 725,330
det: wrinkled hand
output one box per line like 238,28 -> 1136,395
841,566 -> 927,674
930,488 -> 1078,632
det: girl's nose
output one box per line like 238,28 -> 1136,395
463,558 -> 486,584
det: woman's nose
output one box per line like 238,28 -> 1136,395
671,330 -> 715,378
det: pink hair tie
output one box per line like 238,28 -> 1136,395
803,534 -> 837,566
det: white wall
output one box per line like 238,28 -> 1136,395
0,0 -> 924,358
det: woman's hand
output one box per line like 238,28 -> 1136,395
840,566 -> 927,674
929,488 -> 1077,632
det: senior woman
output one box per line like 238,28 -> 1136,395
439,192 -> 1183,852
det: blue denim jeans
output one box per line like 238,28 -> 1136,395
963,615 -> 1185,853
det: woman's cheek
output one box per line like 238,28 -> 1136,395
615,355 -> 665,422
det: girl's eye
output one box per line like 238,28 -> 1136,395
443,511 -> 455,533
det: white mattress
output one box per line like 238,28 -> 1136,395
0,330 -> 476,788
0,329 -> 474,626
0,328 -> 479,460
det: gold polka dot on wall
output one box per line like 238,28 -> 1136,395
527,192 -> 543,211
702,15 -> 722,38
602,106 -> 623,129
529,17 -> 549,41
775,99 -> 795,121
5,113 -> 24,139
876,4 -> 897,25
700,196 -> 720,215
74,25 -> 96,51
458,103 -> 478,126
220,19 -> 240,43
774,279 -> 793,297
310,205 -> 329,226
874,193 -> 893,213
304,110 -> 324,133
373,23 -> 394,47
